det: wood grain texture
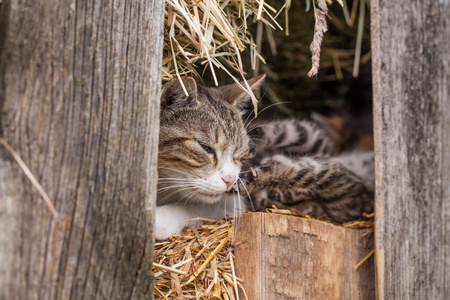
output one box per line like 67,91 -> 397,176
234,213 -> 375,300
371,1 -> 450,299
0,0 -> 164,299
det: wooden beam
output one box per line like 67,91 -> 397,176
0,0 -> 164,298
371,1 -> 450,299
234,213 -> 375,299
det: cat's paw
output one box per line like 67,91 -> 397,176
154,205 -> 189,241
154,222 -> 181,241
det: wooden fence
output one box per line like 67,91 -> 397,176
0,0 -> 448,299
0,1 -> 163,299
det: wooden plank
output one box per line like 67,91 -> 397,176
234,213 -> 375,299
0,0 -> 164,299
371,1 -> 450,299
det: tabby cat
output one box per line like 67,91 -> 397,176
241,117 -> 374,223
247,117 -> 337,163
155,75 -> 265,240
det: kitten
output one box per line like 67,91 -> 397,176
155,75 -> 265,240
247,117 -> 337,164
241,151 -> 374,223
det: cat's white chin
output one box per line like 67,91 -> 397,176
193,191 -> 224,204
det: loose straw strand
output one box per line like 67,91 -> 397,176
153,262 -> 188,275
182,225 -> 234,287
229,251 -> 240,300
355,249 -> 375,271
0,138 -> 59,219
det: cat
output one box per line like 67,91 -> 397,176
155,75 -> 265,240
247,117 -> 337,163
240,151 -> 374,223
241,117 -> 374,223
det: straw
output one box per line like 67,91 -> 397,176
0,138 -> 59,219
162,0 -> 355,110
153,219 -> 242,299
354,249 -> 375,270
154,207 -> 374,298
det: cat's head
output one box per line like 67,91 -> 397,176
158,75 -> 265,205
239,155 -> 325,218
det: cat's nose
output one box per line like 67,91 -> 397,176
220,162 -> 238,189
222,174 -> 236,189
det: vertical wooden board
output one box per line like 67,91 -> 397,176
235,213 -> 375,299
371,1 -> 450,299
0,0 -> 164,299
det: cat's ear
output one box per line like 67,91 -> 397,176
160,77 -> 198,108
216,74 -> 266,108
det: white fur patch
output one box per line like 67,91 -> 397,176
154,193 -> 247,240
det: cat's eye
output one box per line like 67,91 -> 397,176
199,142 -> 216,157
268,190 -> 281,202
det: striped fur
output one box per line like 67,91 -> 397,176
241,151 -> 374,223
248,118 -> 336,164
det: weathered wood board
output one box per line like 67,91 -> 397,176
371,1 -> 450,299
234,212 -> 374,300
0,0 -> 164,299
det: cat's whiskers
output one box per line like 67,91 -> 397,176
159,178 -> 225,205
159,177 -> 223,197
213,195 -> 227,223
157,182 -> 194,189
160,179 -> 229,206
237,177 -> 255,212
222,193 -> 233,237
159,169 -> 229,196
241,94 -> 277,128
157,178 -> 196,189
158,186 -> 195,204
157,184 -> 195,193
233,188 -> 241,240
240,85 -> 272,130
157,178 -> 194,185
180,190 -> 200,206
192,179 -> 226,194
246,125 -> 278,148
158,177 -> 195,181
248,137 -> 269,146
158,166 -> 193,177
243,102 -> 291,130
246,123 -> 276,131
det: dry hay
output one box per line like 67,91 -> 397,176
162,0 -> 359,110
267,206 -> 374,229
153,209 -> 374,299
153,218 -> 245,299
